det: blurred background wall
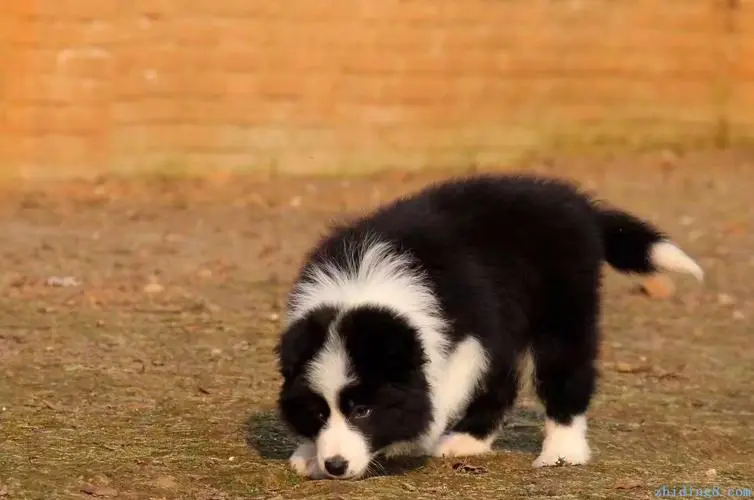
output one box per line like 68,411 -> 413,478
1,0 -> 752,179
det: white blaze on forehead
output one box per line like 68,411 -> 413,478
305,333 -> 354,403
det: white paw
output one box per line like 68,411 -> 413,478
289,442 -> 326,479
432,432 -> 493,457
532,416 -> 591,468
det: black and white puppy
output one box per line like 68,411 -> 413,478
275,174 -> 703,480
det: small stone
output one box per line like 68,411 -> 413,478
197,268 -> 212,279
233,341 -> 250,351
96,320 -> 105,327
289,196 -> 302,208
143,282 -> 164,294
717,293 -> 735,306
615,362 -> 650,374
46,276 -> 81,287
680,216 -> 694,226
705,468 -> 717,478
732,310 -> 745,321
640,275 -> 675,299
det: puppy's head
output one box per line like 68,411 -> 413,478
276,304 -> 432,479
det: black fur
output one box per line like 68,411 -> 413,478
338,307 -> 433,449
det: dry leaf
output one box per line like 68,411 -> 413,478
400,481 -> 417,491
723,220 -> 748,236
81,485 -> 118,497
42,400 -> 61,411
640,275 -> 674,299
452,462 -> 488,475
615,479 -> 641,490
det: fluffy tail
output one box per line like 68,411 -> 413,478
594,205 -> 704,281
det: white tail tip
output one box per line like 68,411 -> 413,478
650,241 -> 704,282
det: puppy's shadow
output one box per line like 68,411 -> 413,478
244,407 -> 542,475
243,411 -> 427,476
244,411 -> 298,460
493,407 -> 543,454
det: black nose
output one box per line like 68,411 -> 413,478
324,456 -> 348,476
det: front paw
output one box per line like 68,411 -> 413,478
289,442 -> 326,479
431,432 -> 493,457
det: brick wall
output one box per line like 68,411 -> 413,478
1,0 -> 752,179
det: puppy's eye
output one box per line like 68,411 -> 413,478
315,410 -> 327,423
350,405 -> 371,419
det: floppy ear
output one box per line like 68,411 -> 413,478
276,306 -> 337,379
339,306 -> 425,383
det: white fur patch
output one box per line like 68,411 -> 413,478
432,432 -> 494,457
421,336 -> 490,450
650,241 -> 704,281
533,415 -> 591,467
289,441 -> 326,479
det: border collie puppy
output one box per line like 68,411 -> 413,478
276,174 -> 702,480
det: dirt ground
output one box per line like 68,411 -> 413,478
1,149 -> 752,500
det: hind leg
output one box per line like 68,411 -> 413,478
531,280 -> 599,467
432,366 -> 519,457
